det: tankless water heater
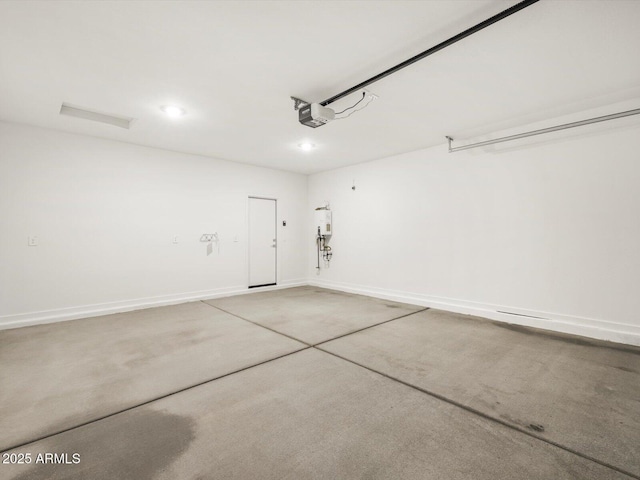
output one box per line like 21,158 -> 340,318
315,209 -> 332,236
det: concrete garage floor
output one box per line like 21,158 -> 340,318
0,302 -> 305,452
205,286 -> 423,344
1,287 -> 638,479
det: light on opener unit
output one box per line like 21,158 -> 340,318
161,105 -> 186,118
298,143 -> 316,151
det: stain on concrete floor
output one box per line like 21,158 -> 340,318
10,409 -> 195,480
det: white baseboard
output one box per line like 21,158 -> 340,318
0,279 -> 307,331
4,278 -> 639,348
308,279 -> 640,347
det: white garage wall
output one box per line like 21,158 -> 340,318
0,122 -> 308,328
308,107 -> 640,346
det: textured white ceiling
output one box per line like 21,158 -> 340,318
1,0 -> 640,174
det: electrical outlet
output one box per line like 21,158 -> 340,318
172,235 -> 179,244
28,236 -> 38,246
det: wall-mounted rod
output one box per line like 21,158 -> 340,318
446,107 -> 640,153
320,0 -> 539,107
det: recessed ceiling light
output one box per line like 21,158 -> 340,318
298,143 -> 316,151
160,105 -> 186,118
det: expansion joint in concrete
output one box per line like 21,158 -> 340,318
314,347 -> 640,480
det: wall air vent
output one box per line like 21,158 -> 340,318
59,103 -> 134,129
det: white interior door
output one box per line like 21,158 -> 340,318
248,197 -> 277,287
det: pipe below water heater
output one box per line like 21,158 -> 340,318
316,227 -> 321,270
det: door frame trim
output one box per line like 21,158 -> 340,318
247,196 -> 278,288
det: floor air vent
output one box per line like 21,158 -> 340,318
497,310 -> 547,320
